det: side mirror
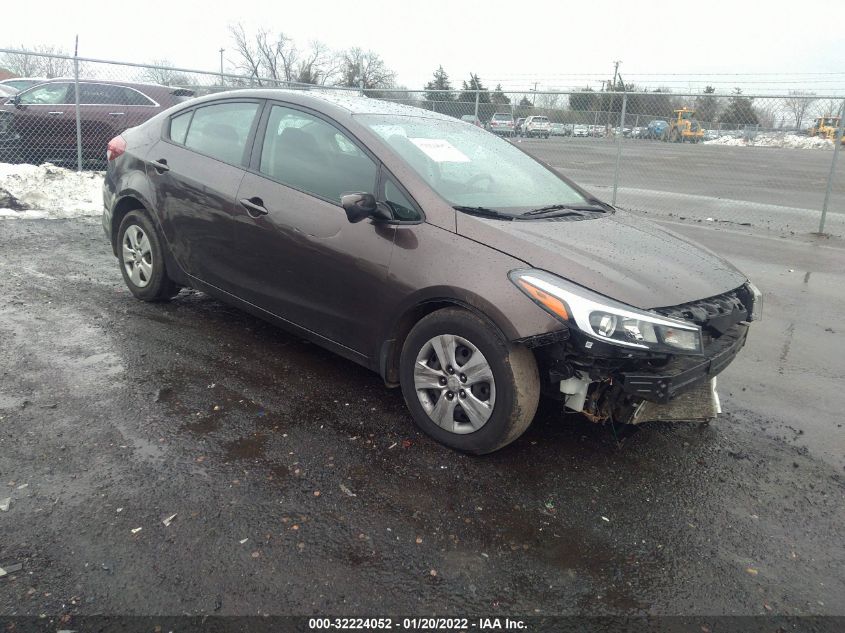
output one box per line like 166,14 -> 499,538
341,192 -> 378,223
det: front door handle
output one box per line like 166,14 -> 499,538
239,197 -> 268,217
108,112 -> 125,117
150,159 -> 170,173
48,111 -> 64,116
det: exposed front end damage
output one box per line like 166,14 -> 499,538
521,285 -> 756,425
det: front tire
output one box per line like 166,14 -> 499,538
399,308 -> 540,454
117,211 -> 179,302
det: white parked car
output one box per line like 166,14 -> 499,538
523,115 -> 551,138
487,112 -> 515,137
572,124 -> 589,137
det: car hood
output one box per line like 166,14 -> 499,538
457,209 -> 747,309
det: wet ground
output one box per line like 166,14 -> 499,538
520,137 -> 845,236
0,218 -> 843,617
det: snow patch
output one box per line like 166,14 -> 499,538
0,163 -> 104,219
705,133 -> 834,150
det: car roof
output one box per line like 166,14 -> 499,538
184,88 -> 464,123
29,77 -> 184,93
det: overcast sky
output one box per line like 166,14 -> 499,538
2,0 -> 843,95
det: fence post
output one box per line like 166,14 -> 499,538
73,36 -> 83,172
612,93 -> 628,206
818,98 -> 845,234
474,89 -> 479,121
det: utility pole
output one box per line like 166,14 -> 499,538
532,81 -> 537,106
219,48 -> 225,86
611,60 -> 621,90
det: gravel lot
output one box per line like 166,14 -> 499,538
0,217 -> 843,619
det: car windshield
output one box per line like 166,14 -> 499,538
358,114 -> 589,212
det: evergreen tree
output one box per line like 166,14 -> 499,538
458,74 -> 490,103
694,85 -> 720,126
720,88 -> 759,126
518,96 -> 532,107
490,84 -> 510,105
424,65 -> 454,102
570,88 -> 595,111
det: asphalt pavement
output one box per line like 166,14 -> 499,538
0,217 -> 843,619
518,137 -> 845,236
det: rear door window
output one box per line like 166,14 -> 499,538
258,104 -> 377,203
80,84 -> 153,105
183,102 -> 259,166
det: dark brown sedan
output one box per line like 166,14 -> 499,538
102,89 -> 760,453
0,79 -> 192,164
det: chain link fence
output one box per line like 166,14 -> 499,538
1,48 -> 843,234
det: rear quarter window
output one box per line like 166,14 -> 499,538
169,110 -> 193,145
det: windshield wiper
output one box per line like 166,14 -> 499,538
453,205 -> 514,220
520,204 -> 608,217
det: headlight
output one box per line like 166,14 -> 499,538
509,269 -> 704,355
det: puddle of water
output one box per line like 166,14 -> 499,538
224,433 -> 268,460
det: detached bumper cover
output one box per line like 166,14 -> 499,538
618,323 -> 749,403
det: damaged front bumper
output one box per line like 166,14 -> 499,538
524,287 -> 753,425
617,323 -> 748,404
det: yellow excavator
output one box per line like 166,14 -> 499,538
809,116 -> 845,143
664,107 -> 705,143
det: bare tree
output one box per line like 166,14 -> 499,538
783,90 -> 817,130
140,59 -> 194,86
227,24 -> 353,87
0,49 -> 41,76
39,47 -> 72,78
0,45 -> 72,78
815,98 -> 843,120
336,48 -> 395,90
229,23 -> 264,84
536,92 -> 561,110
296,41 -> 337,85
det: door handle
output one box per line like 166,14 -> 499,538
150,159 -> 170,173
239,197 -> 268,217
48,111 -> 64,115
108,112 -> 125,116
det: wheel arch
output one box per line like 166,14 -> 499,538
110,192 -> 154,255
110,191 -> 189,287
378,291 -> 517,387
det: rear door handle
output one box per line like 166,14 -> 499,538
48,111 -> 64,115
150,159 -> 170,173
108,112 -> 125,117
239,197 -> 268,217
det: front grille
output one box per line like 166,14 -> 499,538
655,287 -> 749,336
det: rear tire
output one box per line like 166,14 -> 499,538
399,308 -> 540,454
117,211 -> 180,302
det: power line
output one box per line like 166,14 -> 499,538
483,71 -> 845,77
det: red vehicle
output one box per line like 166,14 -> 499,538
0,79 -> 193,164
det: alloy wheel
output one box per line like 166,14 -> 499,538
122,225 -> 153,288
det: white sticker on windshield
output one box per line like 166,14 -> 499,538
409,138 -> 470,163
